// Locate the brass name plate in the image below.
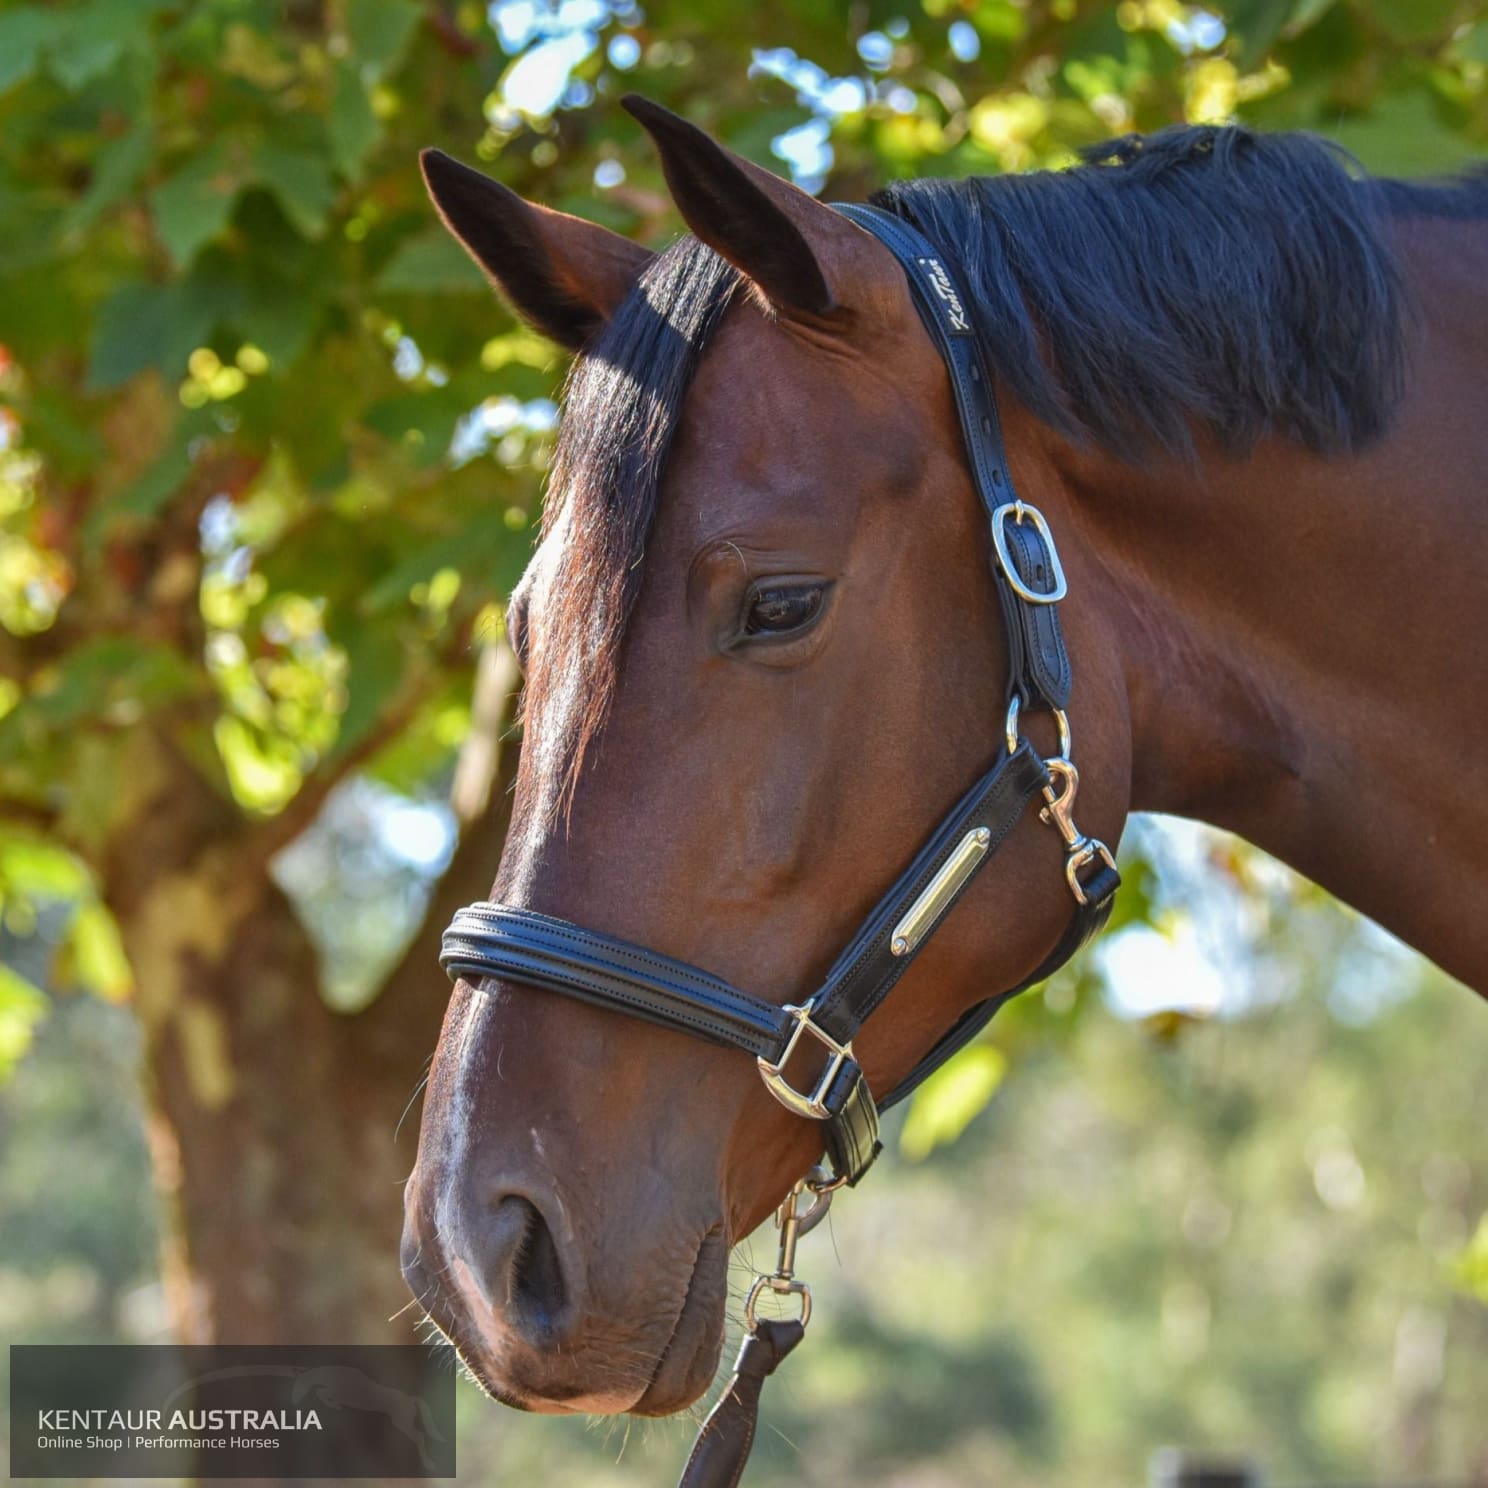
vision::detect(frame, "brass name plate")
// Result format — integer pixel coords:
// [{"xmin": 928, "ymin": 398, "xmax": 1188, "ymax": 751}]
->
[{"xmin": 890, "ymin": 826, "xmax": 992, "ymax": 957}]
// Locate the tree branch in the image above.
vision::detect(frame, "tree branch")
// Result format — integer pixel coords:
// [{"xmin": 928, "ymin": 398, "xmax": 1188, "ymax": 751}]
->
[
  {"xmin": 449, "ymin": 638, "xmax": 520, "ymax": 825},
  {"xmin": 0, "ymin": 613, "xmax": 88, "ymax": 684},
  {"xmin": 0, "ymin": 798, "xmax": 62, "ymax": 834},
  {"xmin": 349, "ymin": 645, "xmax": 524, "ymax": 1079},
  {"xmin": 353, "ymin": 731, "xmax": 523, "ymax": 1083},
  {"xmin": 241, "ymin": 614, "xmax": 488, "ymax": 871}
]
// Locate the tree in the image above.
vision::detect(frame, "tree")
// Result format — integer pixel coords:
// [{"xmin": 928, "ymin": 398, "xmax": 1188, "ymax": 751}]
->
[{"xmin": 0, "ymin": 0, "xmax": 1483, "ymax": 1342}]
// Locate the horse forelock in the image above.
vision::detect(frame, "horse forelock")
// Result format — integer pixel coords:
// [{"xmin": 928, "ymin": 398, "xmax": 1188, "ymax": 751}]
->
[{"xmin": 519, "ymin": 236, "xmax": 740, "ymax": 821}]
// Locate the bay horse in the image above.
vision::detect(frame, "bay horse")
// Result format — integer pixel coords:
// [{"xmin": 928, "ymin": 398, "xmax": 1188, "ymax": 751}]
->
[{"xmin": 402, "ymin": 97, "xmax": 1488, "ymax": 1424}]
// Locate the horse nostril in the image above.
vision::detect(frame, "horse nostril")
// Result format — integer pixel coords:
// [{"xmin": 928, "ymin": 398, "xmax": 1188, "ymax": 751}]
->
[{"xmin": 477, "ymin": 1195, "xmax": 568, "ymax": 1341}]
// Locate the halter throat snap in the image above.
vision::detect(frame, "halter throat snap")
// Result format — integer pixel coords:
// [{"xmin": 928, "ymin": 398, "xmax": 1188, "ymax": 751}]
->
[{"xmin": 439, "ymin": 203, "xmax": 1120, "ymax": 1191}]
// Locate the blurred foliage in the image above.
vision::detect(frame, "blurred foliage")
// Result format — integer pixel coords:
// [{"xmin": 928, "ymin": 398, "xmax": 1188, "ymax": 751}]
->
[{"xmin": 0, "ymin": 924, "xmax": 159, "ymax": 1349}]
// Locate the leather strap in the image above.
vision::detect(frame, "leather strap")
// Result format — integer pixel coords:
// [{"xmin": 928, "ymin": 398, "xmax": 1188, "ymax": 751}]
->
[
  {"xmin": 879, "ymin": 852, "xmax": 1119, "ymax": 1111},
  {"xmin": 675, "ymin": 1318, "xmax": 804, "ymax": 1488},
  {"xmin": 441, "ymin": 903, "xmax": 793, "ymax": 1059},
  {"xmin": 833, "ymin": 203, "xmax": 1073, "ymax": 714},
  {"xmin": 810, "ymin": 743, "xmax": 1048, "ymax": 1045}
]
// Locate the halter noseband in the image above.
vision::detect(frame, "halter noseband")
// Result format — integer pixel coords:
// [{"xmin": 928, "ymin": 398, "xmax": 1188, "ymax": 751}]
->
[{"xmin": 439, "ymin": 204, "xmax": 1120, "ymax": 1189}]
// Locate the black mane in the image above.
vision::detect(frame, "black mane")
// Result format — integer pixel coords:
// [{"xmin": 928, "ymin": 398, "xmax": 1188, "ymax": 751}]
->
[
  {"xmin": 529, "ymin": 124, "xmax": 1477, "ymax": 800},
  {"xmin": 875, "ymin": 125, "xmax": 1414, "ymax": 462}
]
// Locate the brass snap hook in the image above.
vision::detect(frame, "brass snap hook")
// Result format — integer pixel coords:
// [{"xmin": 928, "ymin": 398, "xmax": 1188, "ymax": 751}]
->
[{"xmin": 1039, "ymin": 757, "xmax": 1087, "ymax": 852}]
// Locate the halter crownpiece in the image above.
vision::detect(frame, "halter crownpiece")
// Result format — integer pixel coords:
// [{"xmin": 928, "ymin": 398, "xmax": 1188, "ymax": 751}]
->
[{"xmin": 439, "ymin": 203, "xmax": 1121, "ymax": 1484}]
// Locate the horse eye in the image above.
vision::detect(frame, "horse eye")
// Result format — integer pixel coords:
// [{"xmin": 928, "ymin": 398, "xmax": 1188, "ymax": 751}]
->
[{"xmin": 744, "ymin": 584, "xmax": 824, "ymax": 637}]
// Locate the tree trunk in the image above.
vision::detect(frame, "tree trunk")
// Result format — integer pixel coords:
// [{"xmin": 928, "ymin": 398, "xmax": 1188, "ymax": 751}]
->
[
  {"xmin": 133, "ymin": 878, "xmax": 422, "ymax": 1343},
  {"xmin": 105, "ymin": 728, "xmax": 516, "ymax": 1344}
]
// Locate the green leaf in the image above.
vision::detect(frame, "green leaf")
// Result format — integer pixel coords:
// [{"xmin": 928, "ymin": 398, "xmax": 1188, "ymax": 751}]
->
[
  {"xmin": 0, "ymin": 8, "xmax": 63, "ymax": 93},
  {"xmin": 362, "ymin": 389, "xmax": 465, "ymax": 467},
  {"xmin": 377, "ymin": 229, "xmax": 487, "ymax": 294},
  {"xmin": 1363, "ymin": 0, "xmax": 1462, "ymax": 43},
  {"xmin": 1327, "ymin": 89, "xmax": 1477, "ymax": 177},
  {"xmin": 1285, "ymin": 0, "xmax": 1340, "ymax": 37},
  {"xmin": 331, "ymin": 625, "xmax": 406, "ymax": 758},
  {"xmin": 359, "ymin": 515, "xmax": 529, "ymax": 614},
  {"xmin": 234, "ymin": 272, "xmax": 319, "ymax": 368},
  {"xmin": 329, "ymin": 59, "xmax": 382, "ymax": 179},
  {"xmin": 151, "ymin": 143, "xmax": 242, "ymax": 266},
  {"xmin": 45, "ymin": 28, "xmax": 123, "ymax": 91},
  {"xmin": 95, "ymin": 423, "xmax": 197, "ymax": 531},
  {"xmin": 0, "ymin": 639, "xmax": 199, "ymax": 760},
  {"xmin": 255, "ymin": 144, "xmax": 336, "ymax": 239},
  {"xmin": 900, "ymin": 1044, "xmax": 1008, "ymax": 1160},
  {"xmin": 345, "ymin": 0, "xmax": 423, "ymax": 76},
  {"xmin": 62, "ymin": 123, "xmax": 154, "ymax": 236},
  {"xmin": 1229, "ymin": 0, "xmax": 1295, "ymax": 71},
  {"xmin": 87, "ymin": 281, "xmax": 215, "ymax": 389},
  {"xmin": 67, "ymin": 902, "xmax": 134, "ymax": 1002},
  {"xmin": 1460, "ymin": 21, "xmax": 1488, "ymax": 63},
  {"xmin": 0, "ymin": 962, "xmax": 48, "ymax": 1080}
]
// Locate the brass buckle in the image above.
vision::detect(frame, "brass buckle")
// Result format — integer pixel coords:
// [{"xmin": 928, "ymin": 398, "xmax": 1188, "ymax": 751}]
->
[
  {"xmin": 756, "ymin": 1000, "xmax": 854, "ymax": 1121},
  {"xmin": 991, "ymin": 501, "xmax": 1068, "ymax": 604}
]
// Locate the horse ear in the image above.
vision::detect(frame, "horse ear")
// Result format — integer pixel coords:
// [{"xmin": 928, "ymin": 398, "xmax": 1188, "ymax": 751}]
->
[
  {"xmin": 621, "ymin": 95, "xmax": 867, "ymax": 319},
  {"xmin": 420, "ymin": 150, "xmax": 653, "ymax": 351}
]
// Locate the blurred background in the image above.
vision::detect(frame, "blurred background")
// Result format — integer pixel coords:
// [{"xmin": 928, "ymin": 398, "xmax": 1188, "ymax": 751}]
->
[{"xmin": 0, "ymin": 1, "xmax": 1485, "ymax": 1484}]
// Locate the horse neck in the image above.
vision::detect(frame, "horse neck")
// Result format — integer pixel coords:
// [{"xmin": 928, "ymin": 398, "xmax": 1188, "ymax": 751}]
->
[{"xmin": 1046, "ymin": 217, "xmax": 1488, "ymax": 988}]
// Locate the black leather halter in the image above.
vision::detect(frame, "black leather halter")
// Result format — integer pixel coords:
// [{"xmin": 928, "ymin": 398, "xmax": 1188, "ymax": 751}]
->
[{"xmin": 440, "ymin": 204, "xmax": 1121, "ymax": 1189}]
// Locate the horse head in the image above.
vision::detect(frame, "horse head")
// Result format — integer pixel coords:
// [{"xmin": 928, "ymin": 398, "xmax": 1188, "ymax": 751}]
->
[{"xmin": 401, "ymin": 98, "xmax": 1131, "ymax": 1416}]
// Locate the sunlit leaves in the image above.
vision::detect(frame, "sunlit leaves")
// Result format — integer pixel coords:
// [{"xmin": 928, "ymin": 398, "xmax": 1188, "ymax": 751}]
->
[
  {"xmin": 204, "ymin": 576, "xmax": 349, "ymax": 813},
  {"xmin": 151, "ymin": 143, "xmax": 247, "ymax": 267},
  {"xmin": 0, "ymin": 964, "xmax": 48, "ymax": 1079},
  {"xmin": 377, "ymin": 230, "xmax": 489, "ymax": 294},
  {"xmin": 1456, "ymin": 1212, "xmax": 1488, "ymax": 1303},
  {"xmin": 0, "ymin": 830, "xmax": 90, "ymax": 902},
  {"xmin": 0, "ymin": 528, "xmax": 68, "ymax": 636},
  {"xmin": 213, "ymin": 712, "xmax": 307, "ymax": 813},
  {"xmin": 901, "ymin": 1044, "xmax": 1009, "ymax": 1160},
  {"xmin": 0, "ymin": 640, "xmax": 198, "ymax": 761},
  {"xmin": 64, "ymin": 903, "xmax": 132, "ymax": 1003},
  {"xmin": 0, "ymin": 828, "xmax": 132, "ymax": 1016}
]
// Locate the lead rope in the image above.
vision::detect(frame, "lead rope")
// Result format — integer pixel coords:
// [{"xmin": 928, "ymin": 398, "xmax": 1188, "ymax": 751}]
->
[{"xmin": 677, "ymin": 1169, "xmax": 838, "ymax": 1488}]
